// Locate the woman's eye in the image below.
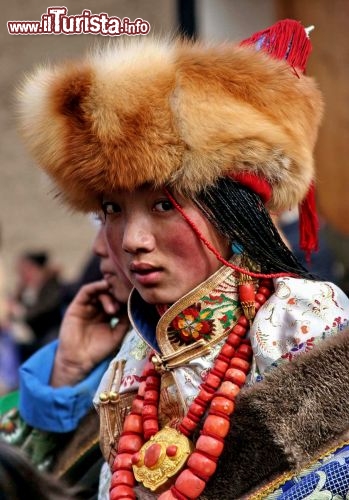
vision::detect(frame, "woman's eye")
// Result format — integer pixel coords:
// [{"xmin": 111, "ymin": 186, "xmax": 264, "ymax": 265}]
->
[
  {"xmin": 102, "ymin": 202, "xmax": 121, "ymax": 215},
  {"xmin": 153, "ymin": 200, "xmax": 174, "ymax": 212}
]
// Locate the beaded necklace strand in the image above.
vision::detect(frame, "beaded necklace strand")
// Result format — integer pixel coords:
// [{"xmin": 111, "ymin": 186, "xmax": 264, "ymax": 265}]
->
[{"xmin": 109, "ymin": 277, "xmax": 274, "ymax": 500}]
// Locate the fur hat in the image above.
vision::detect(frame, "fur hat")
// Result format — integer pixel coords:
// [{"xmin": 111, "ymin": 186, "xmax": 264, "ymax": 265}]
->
[{"xmin": 17, "ymin": 35, "xmax": 323, "ymax": 213}]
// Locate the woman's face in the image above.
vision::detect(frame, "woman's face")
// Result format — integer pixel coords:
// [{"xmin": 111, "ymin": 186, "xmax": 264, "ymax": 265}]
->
[
  {"xmin": 92, "ymin": 224, "xmax": 132, "ymax": 304},
  {"xmin": 103, "ymin": 186, "xmax": 230, "ymax": 305}
]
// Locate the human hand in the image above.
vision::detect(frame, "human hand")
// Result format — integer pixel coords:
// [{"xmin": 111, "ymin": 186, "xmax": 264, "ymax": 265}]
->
[{"xmin": 51, "ymin": 280, "xmax": 130, "ymax": 387}]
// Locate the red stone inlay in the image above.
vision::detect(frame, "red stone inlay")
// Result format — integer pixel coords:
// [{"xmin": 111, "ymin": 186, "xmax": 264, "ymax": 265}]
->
[{"xmin": 144, "ymin": 443, "xmax": 162, "ymax": 468}]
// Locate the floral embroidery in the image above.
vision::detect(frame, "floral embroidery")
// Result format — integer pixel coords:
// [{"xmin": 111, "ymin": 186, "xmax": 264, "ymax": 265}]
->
[
  {"xmin": 202, "ymin": 292, "xmax": 239, "ymax": 332},
  {"xmin": 249, "ymin": 278, "xmax": 349, "ymax": 381},
  {"xmin": 130, "ymin": 338, "xmax": 148, "ymax": 360},
  {"xmin": 169, "ymin": 303, "xmax": 215, "ymax": 344},
  {"xmin": 281, "ymin": 337, "xmax": 315, "ymax": 361},
  {"xmin": 121, "ymin": 374, "xmax": 142, "ymax": 388}
]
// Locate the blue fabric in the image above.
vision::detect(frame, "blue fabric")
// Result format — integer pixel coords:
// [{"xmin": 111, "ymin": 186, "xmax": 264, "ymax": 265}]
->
[
  {"xmin": 19, "ymin": 340, "xmax": 111, "ymax": 433},
  {"xmin": 129, "ymin": 290, "xmax": 160, "ymax": 352},
  {"xmin": 267, "ymin": 444, "xmax": 349, "ymax": 499}
]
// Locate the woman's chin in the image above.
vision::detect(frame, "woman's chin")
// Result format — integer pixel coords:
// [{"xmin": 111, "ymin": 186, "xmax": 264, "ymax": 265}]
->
[{"xmin": 136, "ymin": 287, "xmax": 180, "ymax": 306}]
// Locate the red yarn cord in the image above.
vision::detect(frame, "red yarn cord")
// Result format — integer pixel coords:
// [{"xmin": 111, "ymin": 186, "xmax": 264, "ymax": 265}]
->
[{"xmin": 164, "ymin": 188, "xmax": 296, "ymax": 279}]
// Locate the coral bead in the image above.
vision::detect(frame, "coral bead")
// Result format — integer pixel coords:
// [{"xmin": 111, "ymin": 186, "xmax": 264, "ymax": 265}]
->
[
  {"xmin": 143, "ymin": 419, "xmax": 158, "ymax": 438},
  {"xmin": 112, "ymin": 453, "xmax": 133, "ymax": 471},
  {"xmin": 131, "ymin": 397, "xmax": 143, "ymax": 414},
  {"xmin": 226, "ymin": 368, "xmax": 246, "ymax": 386},
  {"xmin": 123, "ymin": 414, "xmax": 143, "ymax": 433},
  {"xmin": 238, "ymin": 315, "xmax": 249, "ymax": 327},
  {"xmin": 260, "ymin": 279, "xmax": 273, "ymax": 289},
  {"xmin": 203, "ymin": 415, "xmax": 230, "ymax": 437},
  {"xmin": 142, "ymin": 404, "xmax": 158, "ymax": 418},
  {"xmin": 211, "ymin": 396, "xmax": 234, "ymax": 415},
  {"xmin": 144, "ymin": 389, "xmax": 159, "ymax": 403},
  {"xmin": 214, "ymin": 359, "xmax": 229, "ymax": 374},
  {"xmin": 175, "ymin": 469, "xmax": 206, "ymax": 498},
  {"xmin": 205, "ymin": 372, "xmax": 222, "ymax": 390},
  {"xmin": 232, "ymin": 324, "xmax": 246, "ymax": 337},
  {"xmin": 239, "ymin": 283, "xmax": 255, "ymax": 302},
  {"xmin": 118, "ymin": 434, "xmax": 143, "ymax": 453},
  {"xmin": 227, "ymin": 333, "xmax": 241, "ymax": 348},
  {"xmin": 181, "ymin": 416, "xmax": 198, "ymax": 433},
  {"xmin": 229, "ymin": 357, "xmax": 250, "ymax": 373},
  {"xmin": 196, "ymin": 435, "xmax": 224, "ymax": 457},
  {"xmin": 197, "ymin": 387, "xmax": 214, "ymax": 402},
  {"xmin": 237, "ymin": 344, "xmax": 253, "ymax": 360},
  {"xmin": 258, "ymin": 286, "xmax": 272, "ymax": 297},
  {"xmin": 255, "ymin": 293, "xmax": 267, "ymax": 305},
  {"xmin": 131, "ymin": 452, "xmax": 142, "ymax": 466},
  {"xmin": 218, "ymin": 381, "xmax": 240, "ymax": 400},
  {"xmin": 110, "ymin": 485, "xmax": 136, "ymax": 499},
  {"xmin": 146, "ymin": 375, "xmax": 161, "ymax": 388},
  {"xmin": 166, "ymin": 445, "xmax": 178, "ymax": 457},
  {"xmin": 187, "ymin": 452, "xmax": 217, "ymax": 477},
  {"xmin": 220, "ymin": 343, "xmax": 235, "ymax": 358},
  {"xmin": 187, "ymin": 411, "xmax": 200, "ymax": 424},
  {"xmin": 189, "ymin": 401, "xmax": 206, "ymax": 418},
  {"xmin": 111, "ymin": 470, "xmax": 135, "ymax": 487}
]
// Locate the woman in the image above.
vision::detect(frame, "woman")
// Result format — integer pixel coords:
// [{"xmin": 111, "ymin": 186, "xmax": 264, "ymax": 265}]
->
[
  {"xmin": 17, "ymin": 20, "xmax": 349, "ymax": 500},
  {"xmin": 1, "ymin": 223, "xmax": 132, "ymax": 499}
]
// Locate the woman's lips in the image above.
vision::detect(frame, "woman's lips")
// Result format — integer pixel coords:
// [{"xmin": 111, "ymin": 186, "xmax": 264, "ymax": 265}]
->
[{"xmin": 130, "ymin": 263, "xmax": 163, "ymax": 286}]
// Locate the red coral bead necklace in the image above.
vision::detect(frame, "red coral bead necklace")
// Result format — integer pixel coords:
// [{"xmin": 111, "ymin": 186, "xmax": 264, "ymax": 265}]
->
[{"xmin": 109, "ymin": 278, "xmax": 274, "ymax": 500}]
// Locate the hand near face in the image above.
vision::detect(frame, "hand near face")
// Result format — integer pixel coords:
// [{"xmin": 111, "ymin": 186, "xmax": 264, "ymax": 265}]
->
[{"xmin": 51, "ymin": 280, "xmax": 130, "ymax": 387}]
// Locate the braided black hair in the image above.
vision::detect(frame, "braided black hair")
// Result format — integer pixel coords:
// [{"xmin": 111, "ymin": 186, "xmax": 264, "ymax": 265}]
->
[{"xmin": 195, "ymin": 177, "xmax": 315, "ymax": 279}]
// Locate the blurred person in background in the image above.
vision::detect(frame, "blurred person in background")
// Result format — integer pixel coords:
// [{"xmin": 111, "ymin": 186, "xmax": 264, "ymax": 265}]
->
[
  {"xmin": 10, "ymin": 250, "xmax": 63, "ymax": 361},
  {"xmin": 0, "ymin": 223, "xmax": 132, "ymax": 499},
  {"xmin": 0, "ymin": 440, "xmax": 83, "ymax": 500},
  {"xmin": 61, "ymin": 217, "xmax": 103, "ymax": 309},
  {"xmin": 0, "ymin": 224, "xmax": 20, "ymax": 395},
  {"xmin": 279, "ymin": 208, "xmax": 341, "ymax": 284}
]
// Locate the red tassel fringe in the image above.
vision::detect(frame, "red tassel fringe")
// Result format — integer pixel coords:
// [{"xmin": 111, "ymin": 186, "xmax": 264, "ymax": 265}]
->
[
  {"xmin": 241, "ymin": 19, "xmax": 319, "ymax": 260},
  {"xmin": 240, "ymin": 18, "xmax": 312, "ymax": 73}
]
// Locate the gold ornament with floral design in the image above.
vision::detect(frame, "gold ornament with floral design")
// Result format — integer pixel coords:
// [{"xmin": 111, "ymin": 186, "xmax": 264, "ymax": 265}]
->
[{"xmin": 132, "ymin": 427, "xmax": 193, "ymax": 491}]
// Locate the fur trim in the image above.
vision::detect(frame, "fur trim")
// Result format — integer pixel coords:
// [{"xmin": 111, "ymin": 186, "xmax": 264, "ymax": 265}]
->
[
  {"xmin": 17, "ymin": 38, "xmax": 323, "ymax": 212},
  {"xmin": 204, "ymin": 328, "xmax": 349, "ymax": 499}
]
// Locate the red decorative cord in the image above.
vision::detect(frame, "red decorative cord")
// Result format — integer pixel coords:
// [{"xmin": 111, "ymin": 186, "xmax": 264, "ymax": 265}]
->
[{"xmin": 163, "ymin": 188, "xmax": 296, "ymax": 279}]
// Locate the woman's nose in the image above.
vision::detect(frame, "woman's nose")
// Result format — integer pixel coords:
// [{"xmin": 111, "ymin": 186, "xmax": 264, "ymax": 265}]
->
[
  {"xmin": 122, "ymin": 215, "xmax": 155, "ymax": 254},
  {"xmin": 92, "ymin": 226, "xmax": 108, "ymax": 258}
]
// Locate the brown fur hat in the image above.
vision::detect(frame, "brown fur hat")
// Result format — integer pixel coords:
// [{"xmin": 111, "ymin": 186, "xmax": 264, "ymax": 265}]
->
[{"xmin": 17, "ymin": 37, "xmax": 323, "ymax": 212}]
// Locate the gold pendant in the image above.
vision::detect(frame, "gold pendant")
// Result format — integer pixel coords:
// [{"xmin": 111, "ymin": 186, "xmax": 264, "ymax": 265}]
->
[{"xmin": 132, "ymin": 426, "xmax": 193, "ymax": 492}]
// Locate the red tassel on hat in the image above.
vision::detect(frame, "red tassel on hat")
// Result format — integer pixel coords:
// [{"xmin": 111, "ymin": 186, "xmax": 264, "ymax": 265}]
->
[
  {"xmin": 241, "ymin": 19, "xmax": 319, "ymax": 259},
  {"xmin": 240, "ymin": 18, "xmax": 312, "ymax": 73}
]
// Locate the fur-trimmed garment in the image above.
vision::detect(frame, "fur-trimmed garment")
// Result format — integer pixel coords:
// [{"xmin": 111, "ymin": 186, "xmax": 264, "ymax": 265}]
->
[
  {"xmin": 17, "ymin": 38, "xmax": 323, "ymax": 213},
  {"xmin": 204, "ymin": 329, "xmax": 349, "ymax": 499},
  {"xmin": 93, "ymin": 270, "xmax": 349, "ymax": 500}
]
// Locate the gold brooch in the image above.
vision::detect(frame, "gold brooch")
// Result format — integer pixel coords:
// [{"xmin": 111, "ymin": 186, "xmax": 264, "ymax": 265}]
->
[{"xmin": 132, "ymin": 427, "xmax": 193, "ymax": 491}]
